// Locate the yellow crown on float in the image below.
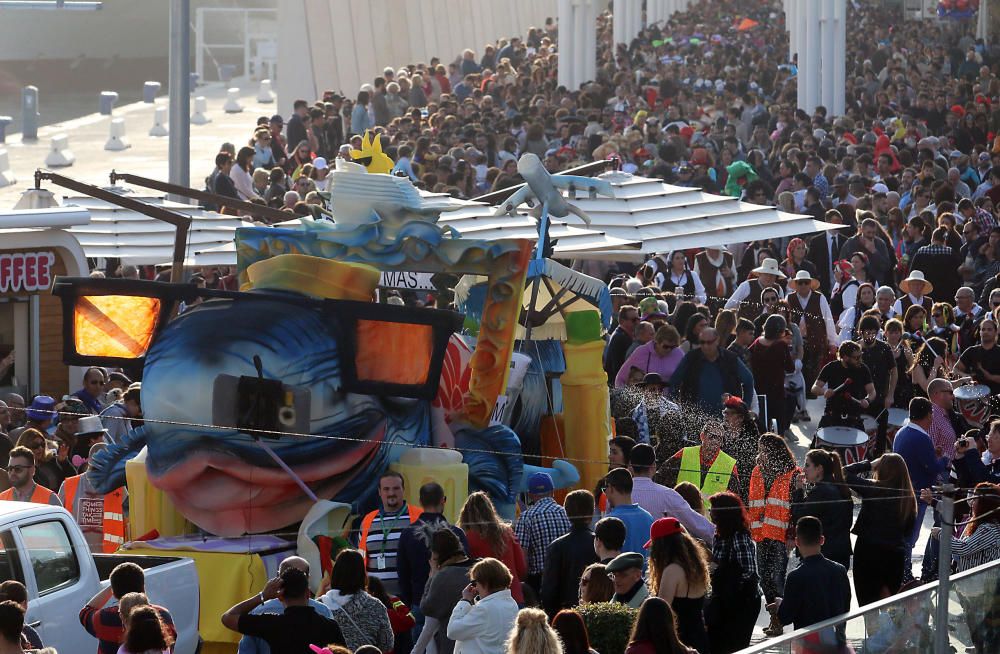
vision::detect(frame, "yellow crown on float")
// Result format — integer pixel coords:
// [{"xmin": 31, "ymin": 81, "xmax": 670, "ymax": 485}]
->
[{"xmin": 246, "ymin": 254, "xmax": 380, "ymax": 301}]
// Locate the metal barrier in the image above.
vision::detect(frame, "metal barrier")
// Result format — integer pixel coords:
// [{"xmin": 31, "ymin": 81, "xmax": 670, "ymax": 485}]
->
[
  {"xmin": 194, "ymin": 7, "xmax": 278, "ymax": 82},
  {"xmin": 735, "ymin": 558, "xmax": 1000, "ymax": 653}
]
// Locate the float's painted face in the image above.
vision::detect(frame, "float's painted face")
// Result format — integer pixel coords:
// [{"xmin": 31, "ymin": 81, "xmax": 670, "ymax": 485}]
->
[{"xmin": 141, "ymin": 294, "xmax": 427, "ymax": 536}]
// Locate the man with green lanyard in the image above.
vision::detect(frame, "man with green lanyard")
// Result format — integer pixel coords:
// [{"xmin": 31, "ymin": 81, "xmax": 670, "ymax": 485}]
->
[
  {"xmin": 660, "ymin": 420, "xmax": 741, "ymax": 499},
  {"xmin": 358, "ymin": 471, "xmax": 422, "ymax": 595}
]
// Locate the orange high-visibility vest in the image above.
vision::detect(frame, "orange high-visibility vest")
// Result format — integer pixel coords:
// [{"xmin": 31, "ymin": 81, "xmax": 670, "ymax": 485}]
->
[
  {"xmin": 0, "ymin": 483, "xmax": 56, "ymax": 505},
  {"xmin": 61, "ymin": 475, "xmax": 126, "ymax": 553},
  {"xmin": 358, "ymin": 504, "xmax": 422, "ymax": 553},
  {"xmin": 748, "ymin": 466, "xmax": 798, "ymax": 543}
]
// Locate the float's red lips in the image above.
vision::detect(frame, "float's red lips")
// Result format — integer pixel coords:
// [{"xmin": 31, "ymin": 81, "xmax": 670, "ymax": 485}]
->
[{"xmin": 148, "ymin": 424, "xmax": 383, "ymax": 534}]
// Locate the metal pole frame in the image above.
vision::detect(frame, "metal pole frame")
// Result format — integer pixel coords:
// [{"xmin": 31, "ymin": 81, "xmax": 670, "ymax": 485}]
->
[
  {"xmin": 169, "ymin": 0, "xmax": 191, "ymax": 199},
  {"xmin": 934, "ymin": 483, "xmax": 955, "ymax": 654},
  {"xmin": 35, "ymin": 169, "xmax": 192, "ymax": 283}
]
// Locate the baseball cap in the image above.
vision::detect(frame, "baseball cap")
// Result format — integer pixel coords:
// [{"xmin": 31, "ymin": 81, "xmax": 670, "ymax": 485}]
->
[
  {"xmin": 644, "ymin": 517, "xmax": 684, "ymax": 548},
  {"xmin": 527, "ymin": 472, "xmax": 554, "ymax": 494},
  {"xmin": 313, "ymin": 157, "xmax": 329, "ymax": 171}
]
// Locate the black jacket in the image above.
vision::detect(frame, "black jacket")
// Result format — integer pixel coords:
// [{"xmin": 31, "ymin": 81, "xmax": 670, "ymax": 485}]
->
[
  {"xmin": 604, "ymin": 327, "xmax": 633, "ymax": 383},
  {"xmin": 791, "ymin": 480, "xmax": 853, "ymax": 566},
  {"xmin": 807, "ymin": 230, "xmax": 848, "ymax": 295},
  {"xmin": 845, "ymin": 461, "xmax": 915, "ymax": 550},
  {"xmin": 540, "ymin": 525, "xmax": 599, "ymax": 617}
]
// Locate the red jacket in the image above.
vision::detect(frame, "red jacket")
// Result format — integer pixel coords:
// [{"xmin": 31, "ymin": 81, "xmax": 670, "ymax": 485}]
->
[
  {"xmin": 386, "ymin": 595, "xmax": 415, "ymax": 654},
  {"xmin": 465, "ymin": 529, "xmax": 527, "ymax": 603}
]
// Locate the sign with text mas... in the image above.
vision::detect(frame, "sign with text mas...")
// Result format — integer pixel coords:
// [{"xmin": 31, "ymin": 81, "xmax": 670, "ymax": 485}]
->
[
  {"xmin": 0, "ymin": 252, "xmax": 55, "ymax": 293},
  {"xmin": 379, "ymin": 271, "xmax": 436, "ymax": 290}
]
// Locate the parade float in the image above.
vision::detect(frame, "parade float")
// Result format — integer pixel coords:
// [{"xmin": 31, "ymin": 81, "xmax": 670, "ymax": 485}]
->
[{"xmin": 50, "ymin": 144, "xmax": 615, "ymax": 651}]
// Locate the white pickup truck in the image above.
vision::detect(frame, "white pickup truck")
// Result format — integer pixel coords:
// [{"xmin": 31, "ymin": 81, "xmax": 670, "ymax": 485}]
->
[{"xmin": 0, "ymin": 501, "xmax": 200, "ymax": 654}]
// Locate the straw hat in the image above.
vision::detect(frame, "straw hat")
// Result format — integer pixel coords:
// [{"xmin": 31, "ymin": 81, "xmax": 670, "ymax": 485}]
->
[
  {"xmin": 790, "ymin": 269, "xmax": 820, "ymax": 291},
  {"xmin": 750, "ymin": 258, "xmax": 786, "ymax": 279},
  {"xmin": 899, "ymin": 269, "xmax": 934, "ymax": 295}
]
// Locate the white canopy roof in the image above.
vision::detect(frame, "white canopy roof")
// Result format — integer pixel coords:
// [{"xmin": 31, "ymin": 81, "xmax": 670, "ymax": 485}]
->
[
  {"xmin": 441, "ymin": 170, "xmax": 842, "ymax": 261},
  {"xmin": 61, "ymin": 194, "xmax": 253, "ymax": 265}
]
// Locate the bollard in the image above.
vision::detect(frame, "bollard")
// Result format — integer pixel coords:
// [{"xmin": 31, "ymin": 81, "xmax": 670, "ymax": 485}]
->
[
  {"xmin": 257, "ymin": 79, "xmax": 276, "ymax": 104},
  {"xmin": 223, "ymin": 88, "xmax": 243, "ymax": 114},
  {"xmin": 104, "ymin": 118, "xmax": 130, "ymax": 151},
  {"xmin": 21, "ymin": 86, "xmax": 39, "ymax": 141},
  {"xmin": 0, "ymin": 148, "xmax": 15, "ymax": 188},
  {"xmin": 218, "ymin": 64, "xmax": 237, "ymax": 83},
  {"xmin": 0, "ymin": 116, "xmax": 12, "ymax": 144},
  {"xmin": 149, "ymin": 106, "xmax": 168, "ymax": 137},
  {"xmin": 44, "ymin": 134, "xmax": 74, "ymax": 167},
  {"xmin": 99, "ymin": 91, "xmax": 119, "ymax": 116},
  {"xmin": 143, "ymin": 81, "xmax": 161, "ymax": 103},
  {"xmin": 191, "ymin": 96, "xmax": 211, "ymax": 125},
  {"xmin": 189, "ymin": 72, "xmax": 199, "ymax": 93}
]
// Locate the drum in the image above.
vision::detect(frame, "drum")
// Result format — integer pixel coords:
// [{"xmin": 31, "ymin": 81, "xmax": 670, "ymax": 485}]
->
[
  {"xmin": 954, "ymin": 383, "xmax": 991, "ymax": 428},
  {"xmin": 815, "ymin": 426, "xmax": 870, "ymax": 465},
  {"xmin": 886, "ymin": 408, "xmax": 908, "ymax": 446}
]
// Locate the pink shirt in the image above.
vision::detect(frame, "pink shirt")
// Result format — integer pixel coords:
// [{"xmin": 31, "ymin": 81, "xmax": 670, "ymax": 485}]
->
[
  {"xmin": 929, "ymin": 403, "xmax": 957, "ymax": 461},
  {"xmin": 614, "ymin": 341, "xmax": 685, "ymax": 388}
]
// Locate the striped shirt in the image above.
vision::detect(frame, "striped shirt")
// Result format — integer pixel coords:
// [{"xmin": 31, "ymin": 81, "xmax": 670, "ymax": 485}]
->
[
  {"xmin": 363, "ymin": 503, "xmax": 414, "ymax": 596},
  {"xmin": 950, "ymin": 523, "xmax": 1000, "ymax": 572}
]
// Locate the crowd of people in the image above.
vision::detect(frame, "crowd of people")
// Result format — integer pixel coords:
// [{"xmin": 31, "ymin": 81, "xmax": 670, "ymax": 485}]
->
[{"xmin": 4, "ymin": 0, "xmax": 1000, "ymax": 653}]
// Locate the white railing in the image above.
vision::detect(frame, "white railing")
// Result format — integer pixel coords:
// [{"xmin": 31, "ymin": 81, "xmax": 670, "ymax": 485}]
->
[{"xmin": 194, "ymin": 7, "xmax": 278, "ymax": 83}]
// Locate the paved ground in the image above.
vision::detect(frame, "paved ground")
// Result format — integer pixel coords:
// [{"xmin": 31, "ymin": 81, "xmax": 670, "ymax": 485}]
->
[{"xmin": 0, "ymin": 81, "xmax": 274, "ymax": 209}]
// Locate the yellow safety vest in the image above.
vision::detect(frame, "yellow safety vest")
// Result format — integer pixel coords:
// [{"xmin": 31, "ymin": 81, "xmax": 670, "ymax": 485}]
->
[{"xmin": 677, "ymin": 446, "xmax": 736, "ymax": 498}]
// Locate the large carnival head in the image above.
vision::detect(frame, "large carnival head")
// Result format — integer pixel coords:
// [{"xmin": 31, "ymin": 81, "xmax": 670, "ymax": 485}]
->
[{"xmin": 56, "ymin": 255, "xmax": 464, "ymax": 536}]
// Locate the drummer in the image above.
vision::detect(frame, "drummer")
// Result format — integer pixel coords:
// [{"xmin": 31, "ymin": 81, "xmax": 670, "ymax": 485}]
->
[
  {"xmin": 955, "ymin": 319, "xmax": 1000, "ymax": 394},
  {"xmin": 811, "ymin": 340, "xmax": 876, "ymax": 430},
  {"xmin": 858, "ymin": 316, "xmax": 896, "ymax": 456}
]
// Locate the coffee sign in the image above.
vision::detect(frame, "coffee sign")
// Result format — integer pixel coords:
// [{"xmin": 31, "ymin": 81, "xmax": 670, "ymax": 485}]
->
[{"xmin": 0, "ymin": 251, "xmax": 55, "ymax": 293}]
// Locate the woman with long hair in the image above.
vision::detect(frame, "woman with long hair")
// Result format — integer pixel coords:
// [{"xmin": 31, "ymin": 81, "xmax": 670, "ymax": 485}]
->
[
  {"xmin": 625, "ymin": 597, "xmax": 698, "ymax": 654},
  {"xmin": 928, "ymin": 302, "xmax": 958, "ymax": 353},
  {"xmin": 230, "ymin": 146, "xmax": 259, "ymax": 201},
  {"xmin": 902, "ymin": 304, "xmax": 928, "ymax": 350},
  {"xmin": 680, "ymin": 313, "xmax": 709, "ymax": 353},
  {"xmin": 885, "ymin": 319, "xmax": 915, "ymax": 408},
  {"xmin": 779, "ymin": 238, "xmax": 817, "ymax": 281},
  {"xmin": 837, "ymin": 283, "xmax": 876, "ymax": 343},
  {"xmin": 935, "ymin": 482, "xmax": 1000, "ymax": 572},
  {"xmin": 747, "ymin": 433, "xmax": 798, "ymax": 638},
  {"xmin": 458, "ymin": 492, "xmax": 527, "ymax": 604},
  {"xmin": 287, "ymin": 140, "xmax": 314, "ymax": 177},
  {"xmin": 505, "ymin": 608, "xmax": 562, "ymax": 654},
  {"xmin": 14, "ymin": 428, "xmax": 64, "ymax": 492},
  {"xmin": 577, "ymin": 563, "xmax": 614, "ymax": 604},
  {"xmin": 749, "ymin": 315, "xmax": 795, "ymax": 438},
  {"xmin": 418, "ymin": 529, "xmax": 475, "ymax": 654},
  {"xmin": 908, "ymin": 335, "xmax": 952, "ymax": 395},
  {"xmin": 121, "ymin": 605, "xmax": 173, "ymax": 654},
  {"xmin": 705, "ymin": 493, "xmax": 760, "ymax": 653},
  {"xmin": 844, "ymin": 453, "xmax": 917, "ymax": 606},
  {"xmin": 791, "ymin": 449, "xmax": 853, "ymax": 569},
  {"xmin": 647, "ymin": 518, "xmax": 710, "ymax": 653},
  {"xmin": 551, "ymin": 610, "xmax": 597, "ymax": 654},
  {"xmin": 319, "ymin": 549, "xmax": 394, "ymax": 652},
  {"xmin": 714, "ymin": 310, "xmax": 737, "ymax": 348}
]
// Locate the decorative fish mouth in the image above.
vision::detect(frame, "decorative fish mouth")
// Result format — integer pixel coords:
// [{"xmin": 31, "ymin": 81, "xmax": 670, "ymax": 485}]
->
[{"xmin": 148, "ymin": 411, "xmax": 385, "ymax": 536}]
